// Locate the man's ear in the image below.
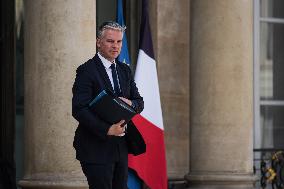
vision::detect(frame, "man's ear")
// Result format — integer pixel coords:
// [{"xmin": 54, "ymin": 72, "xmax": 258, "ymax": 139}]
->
[{"xmin": 96, "ymin": 38, "xmax": 101, "ymax": 48}]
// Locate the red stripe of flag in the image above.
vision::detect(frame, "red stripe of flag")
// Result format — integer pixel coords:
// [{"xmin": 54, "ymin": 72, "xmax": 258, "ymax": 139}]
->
[{"xmin": 129, "ymin": 114, "xmax": 167, "ymax": 189}]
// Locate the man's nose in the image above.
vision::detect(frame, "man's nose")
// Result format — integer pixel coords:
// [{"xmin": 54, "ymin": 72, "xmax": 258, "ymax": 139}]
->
[{"xmin": 112, "ymin": 42, "xmax": 119, "ymax": 48}]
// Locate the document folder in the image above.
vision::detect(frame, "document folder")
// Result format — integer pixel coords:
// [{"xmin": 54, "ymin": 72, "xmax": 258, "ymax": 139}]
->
[{"xmin": 89, "ymin": 89, "xmax": 137, "ymax": 124}]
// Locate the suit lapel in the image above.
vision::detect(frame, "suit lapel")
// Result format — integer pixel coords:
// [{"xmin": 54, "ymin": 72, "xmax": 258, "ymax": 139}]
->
[{"xmin": 92, "ymin": 54, "xmax": 113, "ymax": 91}]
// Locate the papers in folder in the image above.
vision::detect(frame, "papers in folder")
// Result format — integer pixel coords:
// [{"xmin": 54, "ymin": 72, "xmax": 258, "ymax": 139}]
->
[{"xmin": 89, "ymin": 89, "xmax": 137, "ymax": 124}]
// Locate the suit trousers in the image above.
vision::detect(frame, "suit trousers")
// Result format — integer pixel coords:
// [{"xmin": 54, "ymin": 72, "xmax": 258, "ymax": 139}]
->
[{"xmin": 80, "ymin": 149, "xmax": 128, "ymax": 189}]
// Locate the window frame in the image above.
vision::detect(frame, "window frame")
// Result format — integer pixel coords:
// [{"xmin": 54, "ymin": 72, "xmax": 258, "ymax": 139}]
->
[{"xmin": 254, "ymin": 0, "xmax": 284, "ymax": 150}]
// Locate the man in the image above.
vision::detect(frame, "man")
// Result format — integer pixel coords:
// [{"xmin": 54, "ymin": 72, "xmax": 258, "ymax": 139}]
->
[{"xmin": 72, "ymin": 21, "xmax": 144, "ymax": 189}]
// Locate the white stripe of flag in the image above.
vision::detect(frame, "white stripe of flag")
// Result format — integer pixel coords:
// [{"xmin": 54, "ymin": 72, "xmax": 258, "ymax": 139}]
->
[{"xmin": 135, "ymin": 49, "xmax": 164, "ymax": 130}]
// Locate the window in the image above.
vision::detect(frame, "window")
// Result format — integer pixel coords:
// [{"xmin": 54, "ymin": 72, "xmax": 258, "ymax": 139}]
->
[
  {"xmin": 254, "ymin": 0, "xmax": 284, "ymax": 187},
  {"xmin": 254, "ymin": 0, "xmax": 284, "ymax": 151}
]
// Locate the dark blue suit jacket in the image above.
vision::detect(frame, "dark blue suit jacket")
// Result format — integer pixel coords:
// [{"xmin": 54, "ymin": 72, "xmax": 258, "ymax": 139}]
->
[{"xmin": 72, "ymin": 54, "xmax": 144, "ymax": 163}]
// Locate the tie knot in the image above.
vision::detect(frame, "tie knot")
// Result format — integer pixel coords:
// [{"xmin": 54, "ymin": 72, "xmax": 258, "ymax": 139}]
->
[{"xmin": 110, "ymin": 64, "xmax": 115, "ymax": 70}]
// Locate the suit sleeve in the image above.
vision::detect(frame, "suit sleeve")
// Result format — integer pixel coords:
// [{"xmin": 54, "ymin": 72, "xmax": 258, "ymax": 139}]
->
[
  {"xmin": 72, "ymin": 65, "xmax": 111, "ymax": 140},
  {"xmin": 126, "ymin": 66, "xmax": 144, "ymax": 114}
]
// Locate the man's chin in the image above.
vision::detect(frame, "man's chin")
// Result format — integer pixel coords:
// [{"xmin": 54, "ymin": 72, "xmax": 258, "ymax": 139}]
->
[{"xmin": 112, "ymin": 55, "xmax": 119, "ymax": 59}]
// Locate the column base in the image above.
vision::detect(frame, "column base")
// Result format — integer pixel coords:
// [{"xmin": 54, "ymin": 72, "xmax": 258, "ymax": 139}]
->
[
  {"xmin": 185, "ymin": 172, "xmax": 258, "ymax": 189},
  {"xmin": 18, "ymin": 174, "xmax": 88, "ymax": 189}
]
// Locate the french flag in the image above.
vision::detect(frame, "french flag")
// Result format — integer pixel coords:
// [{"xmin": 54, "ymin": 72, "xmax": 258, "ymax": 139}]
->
[{"xmin": 129, "ymin": 0, "xmax": 168, "ymax": 188}]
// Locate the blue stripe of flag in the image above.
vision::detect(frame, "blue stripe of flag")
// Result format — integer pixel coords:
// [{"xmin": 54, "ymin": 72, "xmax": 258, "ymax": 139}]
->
[
  {"xmin": 117, "ymin": 0, "xmax": 130, "ymax": 65},
  {"xmin": 139, "ymin": 0, "xmax": 155, "ymax": 60},
  {"xmin": 128, "ymin": 169, "xmax": 142, "ymax": 189}
]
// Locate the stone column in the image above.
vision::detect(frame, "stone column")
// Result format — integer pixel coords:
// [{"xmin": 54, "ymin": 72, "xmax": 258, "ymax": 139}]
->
[
  {"xmin": 19, "ymin": 1, "xmax": 96, "ymax": 188},
  {"xmin": 186, "ymin": 0, "xmax": 257, "ymax": 188},
  {"xmin": 155, "ymin": 0, "xmax": 190, "ymax": 179}
]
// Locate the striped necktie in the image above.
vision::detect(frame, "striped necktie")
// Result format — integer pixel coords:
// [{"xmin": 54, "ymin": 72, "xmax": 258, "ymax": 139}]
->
[{"xmin": 110, "ymin": 64, "xmax": 120, "ymax": 95}]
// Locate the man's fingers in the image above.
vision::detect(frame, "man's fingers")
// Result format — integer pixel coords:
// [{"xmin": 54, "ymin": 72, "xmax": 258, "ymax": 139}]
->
[
  {"xmin": 118, "ymin": 120, "xmax": 125, "ymax": 126},
  {"xmin": 119, "ymin": 97, "xmax": 132, "ymax": 106}
]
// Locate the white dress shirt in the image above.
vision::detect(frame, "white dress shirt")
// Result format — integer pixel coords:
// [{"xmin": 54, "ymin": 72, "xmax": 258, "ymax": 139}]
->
[{"xmin": 98, "ymin": 52, "xmax": 121, "ymax": 92}]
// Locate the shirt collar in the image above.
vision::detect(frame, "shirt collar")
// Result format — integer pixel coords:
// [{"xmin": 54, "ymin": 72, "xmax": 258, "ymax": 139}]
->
[{"xmin": 98, "ymin": 52, "xmax": 116, "ymax": 69}]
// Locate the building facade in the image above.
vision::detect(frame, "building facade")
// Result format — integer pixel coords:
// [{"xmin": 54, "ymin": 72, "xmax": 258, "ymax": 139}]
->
[{"xmin": 1, "ymin": 0, "xmax": 284, "ymax": 189}]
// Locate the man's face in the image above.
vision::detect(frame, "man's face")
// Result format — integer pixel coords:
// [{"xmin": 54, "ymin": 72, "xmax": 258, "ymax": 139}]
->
[{"xmin": 97, "ymin": 29, "xmax": 123, "ymax": 62}]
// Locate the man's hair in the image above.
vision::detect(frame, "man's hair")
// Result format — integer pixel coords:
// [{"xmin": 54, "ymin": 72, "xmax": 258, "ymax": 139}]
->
[{"xmin": 97, "ymin": 21, "xmax": 126, "ymax": 39}]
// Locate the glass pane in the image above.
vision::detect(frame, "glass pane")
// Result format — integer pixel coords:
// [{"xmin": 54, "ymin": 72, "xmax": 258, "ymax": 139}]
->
[
  {"xmin": 260, "ymin": 23, "xmax": 284, "ymax": 100},
  {"xmin": 257, "ymin": 106, "xmax": 284, "ymax": 149},
  {"xmin": 96, "ymin": 0, "xmax": 117, "ymax": 28},
  {"xmin": 260, "ymin": 0, "xmax": 284, "ymax": 18}
]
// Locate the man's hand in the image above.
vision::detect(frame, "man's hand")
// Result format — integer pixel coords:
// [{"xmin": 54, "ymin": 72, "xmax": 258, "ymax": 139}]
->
[
  {"xmin": 119, "ymin": 97, "xmax": 132, "ymax": 106},
  {"xmin": 107, "ymin": 120, "xmax": 126, "ymax": 136}
]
